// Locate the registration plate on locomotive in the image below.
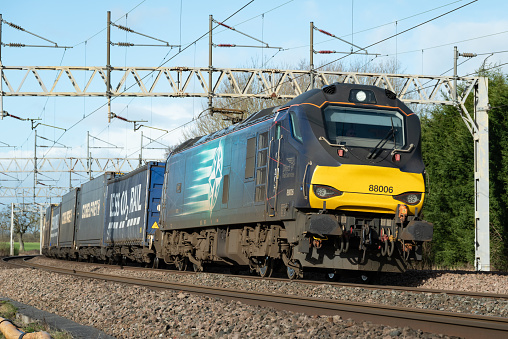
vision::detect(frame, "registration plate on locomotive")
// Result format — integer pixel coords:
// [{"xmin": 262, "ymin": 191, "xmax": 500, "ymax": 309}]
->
[{"xmin": 368, "ymin": 185, "xmax": 393, "ymax": 193}]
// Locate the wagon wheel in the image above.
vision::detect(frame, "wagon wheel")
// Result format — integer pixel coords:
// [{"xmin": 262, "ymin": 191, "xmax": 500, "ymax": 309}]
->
[
  {"xmin": 287, "ymin": 265, "xmax": 297, "ymax": 280},
  {"xmin": 193, "ymin": 262, "xmax": 204, "ymax": 272},
  {"xmin": 258, "ymin": 257, "xmax": 273, "ymax": 278},
  {"xmin": 326, "ymin": 270, "xmax": 339, "ymax": 282},
  {"xmin": 286, "ymin": 259, "xmax": 302, "ymax": 280},
  {"xmin": 153, "ymin": 257, "xmax": 161, "ymax": 269},
  {"xmin": 175, "ymin": 257, "xmax": 188, "ymax": 271}
]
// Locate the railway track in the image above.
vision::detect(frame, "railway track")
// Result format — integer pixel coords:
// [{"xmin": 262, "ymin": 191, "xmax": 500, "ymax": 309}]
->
[
  {"xmin": 19, "ymin": 255, "xmax": 508, "ymax": 301},
  {"xmin": 4, "ymin": 255, "xmax": 508, "ymax": 338}
]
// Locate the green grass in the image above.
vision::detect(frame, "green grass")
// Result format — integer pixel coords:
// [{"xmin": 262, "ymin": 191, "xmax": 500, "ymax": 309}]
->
[{"xmin": 0, "ymin": 242, "xmax": 39, "ymax": 256}]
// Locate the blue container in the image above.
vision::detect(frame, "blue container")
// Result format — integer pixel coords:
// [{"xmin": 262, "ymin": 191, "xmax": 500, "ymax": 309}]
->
[
  {"xmin": 104, "ymin": 162, "xmax": 165, "ymax": 246},
  {"xmin": 75, "ymin": 173, "xmax": 116, "ymax": 247}
]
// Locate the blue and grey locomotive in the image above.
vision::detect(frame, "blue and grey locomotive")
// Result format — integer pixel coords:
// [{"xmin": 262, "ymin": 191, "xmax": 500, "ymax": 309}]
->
[{"xmin": 155, "ymin": 82, "xmax": 433, "ymax": 279}]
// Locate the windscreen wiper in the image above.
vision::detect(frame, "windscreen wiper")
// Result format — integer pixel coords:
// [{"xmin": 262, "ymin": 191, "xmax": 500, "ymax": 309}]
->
[{"xmin": 367, "ymin": 127, "xmax": 395, "ymax": 159}]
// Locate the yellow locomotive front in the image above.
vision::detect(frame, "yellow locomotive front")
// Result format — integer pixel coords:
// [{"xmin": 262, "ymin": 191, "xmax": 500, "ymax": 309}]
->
[
  {"xmin": 310, "ymin": 163, "xmax": 425, "ymax": 215},
  {"xmin": 283, "ymin": 83, "xmax": 433, "ymax": 277}
]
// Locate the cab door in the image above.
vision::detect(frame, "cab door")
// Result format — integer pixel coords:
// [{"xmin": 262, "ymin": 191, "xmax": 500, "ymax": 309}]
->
[
  {"xmin": 267, "ymin": 121, "xmax": 283, "ymax": 217},
  {"xmin": 254, "ymin": 131, "xmax": 269, "ymax": 208}
]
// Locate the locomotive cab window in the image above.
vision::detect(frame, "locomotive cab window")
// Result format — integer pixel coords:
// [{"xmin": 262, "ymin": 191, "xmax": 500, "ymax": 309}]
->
[
  {"xmin": 245, "ymin": 137, "xmax": 256, "ymax": 179},
  {"xmin": 323, "ymin": 106, "xmax": 405, "ymax": 149},
  {"xmin": 289, "ymin": 111, "xmax": 303, "ymax": 143}
]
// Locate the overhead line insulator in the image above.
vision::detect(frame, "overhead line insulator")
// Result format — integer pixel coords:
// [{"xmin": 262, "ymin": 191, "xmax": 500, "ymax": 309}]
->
[
  {"xmin": 317, "ymin": 50, "xmax": 335, "ymax": 54},
  {"xmin": 117, "ymin": 42, "xmax": 135, "ymax": 47},
  {"xmin": 6, "ymin": 21, "xmax": 25, "ymax": 31},
  {"xmin": 317, "ymin": 28, "xmax": 334, "ymax": 37},
  {"xmin": 6, "ymin": 43, "xmax": 25, "ymax": 47},
  {"xmin": 9, "ymin": 113, "xmax": 24, "ymax": 120},
  {"xmin": 217, "ymin": 22, "xmax": 233, "ymax": 30},
  {"xmin": 217, "ymin": 44, "xmax": 236, "ymax": 47},
  {"xmin": 116, "ymin": 24, "xmax": 134, "ymax": 33},
  {"xmin": 460, "ymin": 53, "xmax": 477, "ymax": 58},
  {"xmin": 113, "ymin": 114, "xmax": 129, "ymax": 122}
]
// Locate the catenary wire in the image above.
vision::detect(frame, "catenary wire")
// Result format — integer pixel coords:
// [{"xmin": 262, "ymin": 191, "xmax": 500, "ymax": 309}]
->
[
  {"xmin": 285, "ymin": 0, "xmax": 470, "ymax": 52},
  {"xmin": 171, "ymin": 0, "xmax": 480, "ymax": 137},
  {"xmin": 71, "ymin": 0, "xmax": 148, "ymax": 48},
  {"xmin": 37, "ymin": 1, "xmax": 256, "ymax": 169},
  {"xmin": 127, "ymin": 0, "xmax": 480, "ymax": 158}
]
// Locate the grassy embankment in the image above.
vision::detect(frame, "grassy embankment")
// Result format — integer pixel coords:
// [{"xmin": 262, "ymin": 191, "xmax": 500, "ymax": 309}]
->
[
  {"xmin": 0, "ymin": 242, "xmax": 39, "ymax": 256},
  {"xmin": 0, "ymin": 300, "xmax": 71, "ymax": 339}
]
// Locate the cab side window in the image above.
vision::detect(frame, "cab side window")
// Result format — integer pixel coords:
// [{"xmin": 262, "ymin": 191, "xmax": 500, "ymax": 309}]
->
[
  {"xmin": 289, "ymin": 111, "xmax": 303, "ymax": 143},
  {"xmin": 245, "ymin": 137, "xmax": 256, "ymax": 179}
]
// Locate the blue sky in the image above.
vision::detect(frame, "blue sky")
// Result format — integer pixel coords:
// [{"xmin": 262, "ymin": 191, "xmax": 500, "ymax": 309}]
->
[{"xmin": 0, "ymin": 0, "xmax": 507, "ymax": 204}]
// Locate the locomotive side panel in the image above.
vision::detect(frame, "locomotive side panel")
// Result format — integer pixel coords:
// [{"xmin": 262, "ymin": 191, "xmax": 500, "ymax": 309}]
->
[{"xmin": 162, "ymin": 121, "xmax": 273, "ymax": 231}]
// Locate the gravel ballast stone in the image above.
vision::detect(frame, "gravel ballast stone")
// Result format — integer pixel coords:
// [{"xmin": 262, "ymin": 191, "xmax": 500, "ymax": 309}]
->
[{"xmin": 1, "ymin": 257, "xmax": 506, "ymax": 338}]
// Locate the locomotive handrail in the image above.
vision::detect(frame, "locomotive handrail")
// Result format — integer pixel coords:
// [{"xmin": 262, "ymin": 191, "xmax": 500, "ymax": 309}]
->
[
  {"xmin": 302, "ymin": 161, "xmax": 312, "ymax": 200},
  {"xmin": 391, "ymin": 143, "xmax": 415, "ymax": 156},
  {"xmin": 318, "ymin": 136, "xmax": 349, "ymax": 151}
]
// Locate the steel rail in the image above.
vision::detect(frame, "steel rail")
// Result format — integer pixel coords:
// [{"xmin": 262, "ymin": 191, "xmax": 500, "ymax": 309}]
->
[
  {"xmin": 10, "ymin": 256, "xmax": 508, "ymax": 301},
  {"xmin": 276, "ymin": 276, "xmax": 508, "ymax": 301},
  {"xmin": 4, "ymin": 256, "xmax": 508, "ymax": 338}
]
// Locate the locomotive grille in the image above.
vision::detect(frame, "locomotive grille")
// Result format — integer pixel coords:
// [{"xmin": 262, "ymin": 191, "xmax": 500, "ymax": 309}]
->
[
  {"xmin": 322, "ymin": 85, "xmax": 336, "ymax": 95},
  {"xmin": 385, "ymin": 89, "xmax": 397, "ymax": 100}
]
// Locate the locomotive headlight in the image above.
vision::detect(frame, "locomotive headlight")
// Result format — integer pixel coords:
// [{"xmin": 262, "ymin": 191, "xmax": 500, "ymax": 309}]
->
[
  {"xmin": 348, "ymin": 89, "xmax": 377, "ymax": 104},
  {"xmin": 393, "ymin": 192, "xmax": 422, "ymax": 205},
  {"xmin": 313, "ymin": 185, "xmax": 343, "ymax": 199},
  {"xmin": 356, "ymin": 90, "xmax": 367, "ymax": 102}
]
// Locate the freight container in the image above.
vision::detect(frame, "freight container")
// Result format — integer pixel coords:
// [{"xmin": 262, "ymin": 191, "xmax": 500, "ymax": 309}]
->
[
  {"xmin": 59, "ymin": 188, "xmax": 79, "ymax": 248},
  {"xmin": 49, "ymin": 204, "xmax": 60, "ymax": 247},
  {"xmin": 104, "ymin": 162, "xmax": 165, "ymax": 245},
  {"xmin": 75, "ymin": 172, "xmax": 116, "ymax": 247},
  {"xmin": 42, "ymin": 205, "xmax": 53, "ymax": 250}
]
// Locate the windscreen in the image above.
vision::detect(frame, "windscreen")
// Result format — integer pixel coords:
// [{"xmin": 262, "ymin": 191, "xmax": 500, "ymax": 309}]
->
[{"xmin": 323, "ymin": 106, "xmax": 405, "ymax": 149}]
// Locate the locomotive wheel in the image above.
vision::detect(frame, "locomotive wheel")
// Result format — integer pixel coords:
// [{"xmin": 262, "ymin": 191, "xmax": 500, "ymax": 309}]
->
[
  {"xmin": 175, "ymin": 257, "xmax": 188, "ymax": 271},
  {"xmin": 258, "ymin": 258, "xmax": 273, "ymax": 278}
]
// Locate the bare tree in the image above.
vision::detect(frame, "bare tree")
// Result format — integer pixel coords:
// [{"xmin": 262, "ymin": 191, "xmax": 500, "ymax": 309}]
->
[{"xmin": 0, "ymin": 207, "xmax": 39, "ymax": 252}]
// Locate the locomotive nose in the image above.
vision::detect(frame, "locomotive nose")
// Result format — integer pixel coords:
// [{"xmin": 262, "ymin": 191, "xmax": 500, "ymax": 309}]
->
[{"xmin": 309, "ymin": 164, "xmax": 425, "ymax": 215}]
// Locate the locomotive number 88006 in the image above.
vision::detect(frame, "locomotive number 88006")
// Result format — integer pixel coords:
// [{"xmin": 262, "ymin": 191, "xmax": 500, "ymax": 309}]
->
[{"xmin": 155, "ymin": 82, "xmax": 433, "ymax": 279}]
